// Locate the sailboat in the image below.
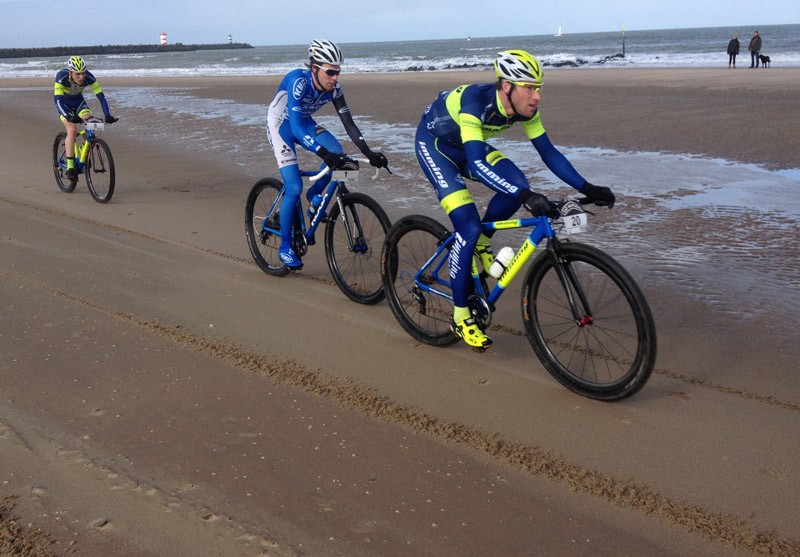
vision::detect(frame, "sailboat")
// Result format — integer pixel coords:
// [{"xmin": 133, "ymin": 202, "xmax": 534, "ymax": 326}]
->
[{"xmin": 554, "ymin": 23, "xmax": 563, "ymax": 37}]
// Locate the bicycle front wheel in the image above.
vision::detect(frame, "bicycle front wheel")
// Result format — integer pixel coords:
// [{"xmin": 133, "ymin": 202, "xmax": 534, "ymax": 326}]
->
[
  {"xmin": 381, "ymin": 215, "xmax": 459, "ymax": 346},
  {"xmin": 86, "ymin": 138, "xmax": 115, "ymax": 203},
  {"xmin": 522, "ymin": 242, "xmax": 657, "ymax": 401},
  {"xmin": 324, "ymin": 192, "xmax": 391, "ymax": 305},
  {"xmin": 245, "ymin": 178, "xmax": 290, "ymax": 277},
  {"xmin": 52, "ymin": 133, "xmax": 76, "ymax": 193}
]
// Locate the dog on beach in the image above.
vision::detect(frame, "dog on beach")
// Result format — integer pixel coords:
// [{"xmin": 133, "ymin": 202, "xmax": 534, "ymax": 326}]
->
[{"xmin": 758, "ymin": 54, "xmax": 771, "ymax": 67}]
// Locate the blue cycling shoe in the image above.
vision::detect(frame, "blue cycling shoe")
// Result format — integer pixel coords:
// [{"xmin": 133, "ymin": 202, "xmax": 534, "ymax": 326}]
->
[{"xmin": 278, "ymin": 248, "xmax": 303, "ymax": 270}]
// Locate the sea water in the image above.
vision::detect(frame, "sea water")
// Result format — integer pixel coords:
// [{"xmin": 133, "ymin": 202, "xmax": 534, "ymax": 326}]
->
[{"xmin": 2, "ymin": 23, "xmax": 799, "ymax": 77}]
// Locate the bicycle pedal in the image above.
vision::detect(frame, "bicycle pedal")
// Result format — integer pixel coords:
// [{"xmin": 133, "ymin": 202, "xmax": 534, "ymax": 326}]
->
[{"xmin": 471, "ymin": 345, "xmax": 491, "ymax": 353}]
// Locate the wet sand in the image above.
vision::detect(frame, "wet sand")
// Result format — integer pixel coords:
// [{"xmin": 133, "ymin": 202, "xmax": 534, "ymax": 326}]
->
[{"xmin": 1, "ymin": 69, "xmax": 799, "ymax": 556}]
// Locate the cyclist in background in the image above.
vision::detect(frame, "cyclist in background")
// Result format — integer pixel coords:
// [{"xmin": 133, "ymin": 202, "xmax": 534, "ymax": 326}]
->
[
  {"xmin": 266, "ymin": 39, "xmax": 389, "ymax": 270},
  {"xmin": 54, "ymin": 56, "xmax": 118, "ymax": 183},
  {"xmin": 415, "ymin": 49, "xmax": 615, "ymax": 350}
]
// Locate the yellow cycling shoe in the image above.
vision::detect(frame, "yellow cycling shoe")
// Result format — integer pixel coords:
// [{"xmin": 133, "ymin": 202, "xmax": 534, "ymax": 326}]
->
[{"xmin": 451, "ymin": 316, "xmax": 493, "ymax": 351}]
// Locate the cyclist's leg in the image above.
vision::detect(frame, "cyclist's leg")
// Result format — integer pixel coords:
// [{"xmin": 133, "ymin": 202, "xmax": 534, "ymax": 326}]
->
[
  {"xmin": 267, "ymin": 117, "xmax": 303, "ymax": 268},
  {"xmin": 305, "ymin": 127, "xmax": 340, "ymax": 201},
  {"xmin": 470, "ymin": 147, "xmax": 530, "ymax": 270},
  {"xmin": 276, "ymin": 164, "xmax": 303, "ymax": 266},
  {"xmin": 60, "ymin": 116, "xmax": 79, "ymax": 178},
  {"xmin": 416, "ymin": 127, "xmax": 491, "ymax": 349}
]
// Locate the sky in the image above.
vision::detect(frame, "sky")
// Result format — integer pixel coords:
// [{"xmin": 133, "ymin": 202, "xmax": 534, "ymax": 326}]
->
[{"xmin": 1, "ymin": 0, "xmax": 798, "ymax": 48}]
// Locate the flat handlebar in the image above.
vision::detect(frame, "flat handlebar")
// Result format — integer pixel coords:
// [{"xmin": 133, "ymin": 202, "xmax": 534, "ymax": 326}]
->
[{"xmin": 309, "ymin": 158, "xmax": 384, "ymax": 182}]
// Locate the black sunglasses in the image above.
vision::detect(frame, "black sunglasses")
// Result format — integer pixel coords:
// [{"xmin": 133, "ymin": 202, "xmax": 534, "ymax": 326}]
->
[{"xmin": 315, "ymin": 65, "xmax": 341, "ymax": 77}]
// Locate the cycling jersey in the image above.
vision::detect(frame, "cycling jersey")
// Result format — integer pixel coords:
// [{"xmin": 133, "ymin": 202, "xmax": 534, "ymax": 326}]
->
[
  {"xmin": 53, "ymin": 69, "xmax": 110, "ymax": 118},
  {"xmin": 419, "ymin": 82, "xmax": 586, "ymax": 195},
  {"xmin": 267, "ymin": 67, "xmax": 370, "ymax": 167}
]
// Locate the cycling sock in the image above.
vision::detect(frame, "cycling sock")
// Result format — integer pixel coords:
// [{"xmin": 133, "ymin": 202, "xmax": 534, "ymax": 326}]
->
[
  {"xmin": 66, "ymin": 157, "xmax": 75, "ymax": 170},
  {"xmin": 453, "ymin": 306, "xmax": 471, "ymax": 322}
]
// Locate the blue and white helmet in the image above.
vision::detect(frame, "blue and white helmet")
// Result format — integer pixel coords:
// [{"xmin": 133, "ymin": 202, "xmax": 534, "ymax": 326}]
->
[{"xmin": 308, "ymin": 39, "xmax": 343, "ymax": 65}]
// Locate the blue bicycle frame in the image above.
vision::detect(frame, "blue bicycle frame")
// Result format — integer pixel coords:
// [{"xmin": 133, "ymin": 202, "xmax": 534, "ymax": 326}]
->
[
  {"xmin": 260, "ymin": 170, "xmax": 340, "ymax": 243},
  {"xmin": 414, "ymin": 215, "xmax": 556, "ymax": 308}
]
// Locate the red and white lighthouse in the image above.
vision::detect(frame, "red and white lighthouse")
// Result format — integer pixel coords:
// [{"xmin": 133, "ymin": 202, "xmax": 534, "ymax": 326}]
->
[{"xmin": 160, "ymin": 32, "xmax": 168, "ymax": 46}]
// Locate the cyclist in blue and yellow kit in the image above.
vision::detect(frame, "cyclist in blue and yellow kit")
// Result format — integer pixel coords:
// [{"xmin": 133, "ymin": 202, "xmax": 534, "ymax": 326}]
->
[
  {"xmin": 54, "ymin": 56, "xmax": 118, "ymax": 182},
  {"xmin": 416, "ymin": 50, "xmax": 615, "ymax": 349},
  {"xmin": 266, "ymin": 39, "xmax": 389, "ymax": 269}
]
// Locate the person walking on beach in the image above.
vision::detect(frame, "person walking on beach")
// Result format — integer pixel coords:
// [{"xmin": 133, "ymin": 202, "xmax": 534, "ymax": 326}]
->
[
  {"xmin": 54, "ymin": 56, "xmax": 118, "ymax": 183},
  {"xmin": 748, "ymin": 31, "xmax": 762, "ymax": 68},
  {"xmin": 414, "ymin": 49, "xmax": 615, "ymax": 349},
  {"xmin": 266, "ymin": 39, "xmax": 389, "ymax": 269},
  {"xmin": 727, "ymin": 34, "xmax": 740, "ymax": 68}
]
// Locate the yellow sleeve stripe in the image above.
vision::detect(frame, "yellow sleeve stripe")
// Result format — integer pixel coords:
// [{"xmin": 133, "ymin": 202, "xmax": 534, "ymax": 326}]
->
[
  {"xmin": 459, "ymin": 113, "xmax": 484, "ymax": 143},
  {"xmin": 521, "ymin": 112, "xmax": 546, "ymax": 139}
]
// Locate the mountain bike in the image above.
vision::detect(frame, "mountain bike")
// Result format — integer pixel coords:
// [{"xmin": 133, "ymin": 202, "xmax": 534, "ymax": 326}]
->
[
  {"xmin": 245, "ymin": 160, "xmax": 391, "ymax": 305},
  {"xmin": 381, "ymin": 199, "xmax": 657, "ymax": 401},
  {"xmin": 52, "ymin": 118, "xmax": 116, "ymax": 203}
]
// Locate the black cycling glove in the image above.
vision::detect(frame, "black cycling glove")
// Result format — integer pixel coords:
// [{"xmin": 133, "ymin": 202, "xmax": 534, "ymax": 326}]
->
[
  {"xmin": 520, "ymin": 189, "xmax": 558, "ymax": 218},
  {"xmin": 67, "ymin": 114, "xmax": 83, "ymax": 124},
  {"xmin": 366, "ymin": 150, "xmax": 388, "ymax": 169},
  {"xmin": 104, "ymin": 114, "xmax": 119, "ymax": 124},
  {"xmin": 581, "ymin": 182, "xmax": 616, "ymax": 208},
  {"xmin": 316, "ymin": 146, "xmax": 348, "ymax": 170}
]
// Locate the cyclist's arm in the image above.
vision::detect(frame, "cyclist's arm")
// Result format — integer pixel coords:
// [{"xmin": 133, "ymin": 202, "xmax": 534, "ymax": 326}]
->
[
  {"xmin": 331, "ymin": 92, "xmax": 372, "ymax": 155},
  {"xmin": 53, "ymin": 71, "xmax": 72, "ymax": 117},
  {"xmin": 461, "ymin": 114, "xmax": 525, "ymax": 196},
  {"xmin": 84, "ymin": 73, "xmax": 111, "ymax": 117},
  {"xmin": 284, "ymin": 75, "xmax": 326, "ymax": 154},
  {"xmin": 530, "ymin": 132, "xmax": 587, "ymax": 190}
]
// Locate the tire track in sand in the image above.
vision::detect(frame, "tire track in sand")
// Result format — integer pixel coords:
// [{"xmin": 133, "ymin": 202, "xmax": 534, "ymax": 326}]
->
[{"xmin": 2, "ymin": 267, "xmax": 798, "ymax": 556}]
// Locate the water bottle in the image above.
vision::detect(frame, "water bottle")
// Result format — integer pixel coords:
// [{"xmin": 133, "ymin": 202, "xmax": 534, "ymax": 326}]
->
[
  {"xmin": 488, "ymin": 246, "xmax": 515, "ymax": 278},
  {"xmin": 307, "ymin": 194, "xmax": 323, "ymax": 217}
]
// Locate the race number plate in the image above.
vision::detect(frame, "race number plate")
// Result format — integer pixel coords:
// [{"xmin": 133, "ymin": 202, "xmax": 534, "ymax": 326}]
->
[
  {"xmin": 331, "ymin": 169, "xmax": 359, "ymax": 182},
  {"xmin": 559, "ymin": 200, "xmax": 588, "ymax": 235},
  {"xmin": 85, "ymin": 121, "xmax": 105, "ymax": 133},
  {"xmin": 563, "ymin": 212, "xmax": 588, "ymax": 234}
]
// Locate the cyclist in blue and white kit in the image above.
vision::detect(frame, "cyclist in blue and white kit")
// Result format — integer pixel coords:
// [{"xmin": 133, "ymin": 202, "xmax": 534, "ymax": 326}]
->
[
  {"xmin": 54, "ymin": 56, "xmax": 118, "ymax": 183},
  {"xmin": 416, "ymin": 50, "xmax": 615, "ymax": 349},
  {"xmin": 266, "ymin": 39, "xmax": 389, "ymax": 269}
]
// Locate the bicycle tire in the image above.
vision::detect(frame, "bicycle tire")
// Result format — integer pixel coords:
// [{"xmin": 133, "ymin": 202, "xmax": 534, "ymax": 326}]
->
[
  {"xmin": 52, "ymin": 133, "xmax": 76, "ymax": 193},
  {"xmin": 245, "ymin": 177, "xmax": 291, "ymax": 277},
  {"xmin": 522, "ymin": 241, "xmax": 657, "ymax": 401},
  {"xmin": 324, "ymin": 192, "xmax": 391, "ymax": 305},
  {"xmin": 86, "ymin": 138, "xmax": 115, "ymax": 203},
  {"xmin": 381, "ymin": 215, "xmax": 459, "ymax": 346}
]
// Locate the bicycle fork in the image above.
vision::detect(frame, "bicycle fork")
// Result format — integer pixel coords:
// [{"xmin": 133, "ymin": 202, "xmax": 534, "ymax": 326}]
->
[
  {"xmin": 331, "ymin": 185, "xmax": 369, "ymax": 254},
  {"xmin": 549, "ymin": 242, "xmax": 594, "ymax": 327}
]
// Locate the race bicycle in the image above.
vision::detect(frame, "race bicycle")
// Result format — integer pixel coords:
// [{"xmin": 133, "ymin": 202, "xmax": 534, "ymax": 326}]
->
[
  {"xmin": 245, "ymin": 160, "xmax": 391, "ymax": 305},
  {"xmin": 52, "ymin": 118, "xmax": 116, "ymax": 203},
  {"xmin": 380, "ymin": 198, "xmax": 657, "ymax": 401}
]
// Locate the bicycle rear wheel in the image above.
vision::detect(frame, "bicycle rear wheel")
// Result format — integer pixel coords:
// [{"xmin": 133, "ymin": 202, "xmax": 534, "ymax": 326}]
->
[
  {"xmin": 245, "ymin": 178, "xmax": 290, "ymax": 277},
  {"xmin": 52, "ymin": 133, "xmax": 76, "ymax": 193},
  {"xmin": 86, "ymin": 138, "xmax": 115, "ymax": 203},
  {"xmin": 522, "ymin": 242, "xmax": 656, "ymax": 401},
  {"xmin": 324, "ymin": 192, "xmax": 391, "ymax": 305},
  {"xmin": 381, "ymin": 215, "xmax": 459, "ymax": 346}
]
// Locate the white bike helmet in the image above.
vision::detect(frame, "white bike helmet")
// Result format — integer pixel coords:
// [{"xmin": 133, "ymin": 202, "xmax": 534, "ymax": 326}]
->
[
  {"xmin": 67, "ymin": 55, "xmax": 86, "ymax": 73},
  {"xmin": 308, "ymin": 39, "xmax": 343, "ymax": 65},
  {"xmin": 494, "ymin": 50, "xmax": 543, "ymax": 86}
]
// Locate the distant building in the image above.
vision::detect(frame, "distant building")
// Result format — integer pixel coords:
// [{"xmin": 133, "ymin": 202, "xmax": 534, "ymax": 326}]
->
[
  {"xmin": 227, "ymin": 34, "xmax": 233, "ymax": 44},
  {"xmin": 160, "ymin": 32, "xmax": 168, "ymax": 46}
]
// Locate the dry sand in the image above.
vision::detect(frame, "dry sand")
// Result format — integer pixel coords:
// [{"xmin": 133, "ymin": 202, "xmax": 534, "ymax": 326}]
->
[{"xmin": 1, "ymin": 68, "xmax": 799, "ymax": 556}]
